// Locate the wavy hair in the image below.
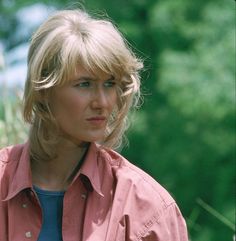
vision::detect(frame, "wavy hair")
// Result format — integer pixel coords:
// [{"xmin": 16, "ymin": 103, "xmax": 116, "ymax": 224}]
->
[{"xmin": 23, "ymin": 9, "xmax": 143, "ymax": 161}]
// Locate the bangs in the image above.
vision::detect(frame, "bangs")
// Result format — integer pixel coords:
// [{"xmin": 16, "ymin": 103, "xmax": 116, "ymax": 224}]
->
[{"xmin": 59, "ymin": 24, "xmax": 128, "ymax": 85}]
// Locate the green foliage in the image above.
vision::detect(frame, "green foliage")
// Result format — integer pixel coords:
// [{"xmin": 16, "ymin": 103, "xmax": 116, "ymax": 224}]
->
[
  {"xmin": 0, "ymin": 88, "xmax": 28, "ymax": 147},
  {"xmin": 0, "ymin": 0, "xmax": 235, "ymax": 240},
  {"xmin": 158, "ymin": 2, "xmax": 234, "ymax": 120}
]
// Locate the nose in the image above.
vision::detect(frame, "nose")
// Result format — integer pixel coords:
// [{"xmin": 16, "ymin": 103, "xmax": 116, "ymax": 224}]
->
[{"xmin": 91, "ymin": 86, "xmax": 109, "ymax": 109}]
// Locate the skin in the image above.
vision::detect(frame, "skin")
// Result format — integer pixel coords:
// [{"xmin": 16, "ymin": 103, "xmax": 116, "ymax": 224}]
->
[
  {"xmin": 31, "ymin": 65, "xmax": 118, "ymax": 190},
  {"xmin": 50, "ymin": 66, "xmax": 117, "ymax": 145}
]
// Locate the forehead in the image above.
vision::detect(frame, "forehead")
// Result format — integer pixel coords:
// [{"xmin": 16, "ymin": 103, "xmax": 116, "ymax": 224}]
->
[{"xmin": 70, "ymin": 65, "xmax": 114, "ymax": 82}]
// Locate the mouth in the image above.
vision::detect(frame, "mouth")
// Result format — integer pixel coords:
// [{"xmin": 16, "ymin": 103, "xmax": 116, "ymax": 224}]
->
[{"xmin": 86, "ymin": 116, "xmax": 107, "ymax": 126}]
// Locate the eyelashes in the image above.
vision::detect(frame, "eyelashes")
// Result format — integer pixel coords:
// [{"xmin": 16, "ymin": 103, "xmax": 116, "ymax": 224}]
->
[{"xmin": 74, "ymin": 80, "xmax": 117, "ymax": 89}]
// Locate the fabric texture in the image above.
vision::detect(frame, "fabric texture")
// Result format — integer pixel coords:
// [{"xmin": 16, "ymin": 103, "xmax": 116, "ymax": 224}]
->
[{"xmin": 0, "ymin": 142, "xmax": 189, "ymax": 241}]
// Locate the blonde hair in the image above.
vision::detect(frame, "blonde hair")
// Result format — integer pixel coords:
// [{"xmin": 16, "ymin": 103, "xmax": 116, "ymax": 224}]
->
[{"xmin": 23, "ymin": 9, "xmax": 143, "ymax": 161}]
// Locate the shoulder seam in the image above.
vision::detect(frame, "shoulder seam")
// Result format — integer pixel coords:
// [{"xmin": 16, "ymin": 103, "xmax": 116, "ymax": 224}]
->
[
  {"xmin": 123, "ymin": 160, "xmax": 174, "ymax": 204},
  {"xmin": 135, "ymin": 202, "xmax": 177, "ymax": 240}
]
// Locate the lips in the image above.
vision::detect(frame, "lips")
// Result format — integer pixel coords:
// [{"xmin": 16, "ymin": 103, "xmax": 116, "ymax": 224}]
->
[
  {"xmin": 86, "ymin": 116, "xmax": 107, "ymax": 126},
  {"xmin": 86, "ymin": 116, "xmax": 106, "ymax": 121}
]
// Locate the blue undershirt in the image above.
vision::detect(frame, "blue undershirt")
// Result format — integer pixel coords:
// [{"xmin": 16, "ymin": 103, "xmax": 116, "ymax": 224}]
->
[{"xmin": 34, "ymin": 186, "xmax": 65, "ymax": 241}]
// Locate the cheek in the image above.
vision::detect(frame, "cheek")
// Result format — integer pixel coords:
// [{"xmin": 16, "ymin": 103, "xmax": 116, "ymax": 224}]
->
[
  {"xmin": 51, "ymin": 92, "xmax": 83, "ymax": 118},
  {"xmin": 111, "ymin": 91, "xmax": 120, "ymax": 110},
  {"xmin": 110, "ymin": 91, "xmax": 118, "ymax": 106},
  {"xmin": 66, "ymin": 94, "xmax": 82, "ymax": 108}
]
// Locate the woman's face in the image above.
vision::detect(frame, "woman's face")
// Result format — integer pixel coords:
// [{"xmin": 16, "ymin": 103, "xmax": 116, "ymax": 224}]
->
[{"xmin": 49, "ymin": 65, "xmax": 118, "ymax": 146}]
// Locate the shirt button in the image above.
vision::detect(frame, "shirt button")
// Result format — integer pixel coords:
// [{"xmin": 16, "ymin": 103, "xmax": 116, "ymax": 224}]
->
[
  {"xmin": 25, "ymin": 231, "xmax": 32, "ymax": 238},
  {"xmin": 81, "ymin": 193, "xmax": 87, "ymax": 199},
  {"xmin": 22, "ymin": 203, "xmax": 27, "ymax": 208}
]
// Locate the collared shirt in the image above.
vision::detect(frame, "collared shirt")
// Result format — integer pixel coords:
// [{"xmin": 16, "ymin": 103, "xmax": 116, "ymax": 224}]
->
[{"xmin": 0, "ymin": 142, "xmax": 188, "ymax": 241}]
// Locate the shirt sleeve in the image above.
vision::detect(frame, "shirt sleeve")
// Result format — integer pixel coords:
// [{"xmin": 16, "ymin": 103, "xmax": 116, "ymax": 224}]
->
[{"xmin": 137, "ymin": 203, "xmax": 189, "ymax": 241}]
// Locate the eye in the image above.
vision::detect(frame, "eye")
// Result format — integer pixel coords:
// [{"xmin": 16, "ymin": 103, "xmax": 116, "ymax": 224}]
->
[
  {"xmin": 74, "ymin": 81, "xmax": 91, "ymax": 88},
  {"xmin": 104, "ymin": 80, "xmax": 116, "ymax": 88}
]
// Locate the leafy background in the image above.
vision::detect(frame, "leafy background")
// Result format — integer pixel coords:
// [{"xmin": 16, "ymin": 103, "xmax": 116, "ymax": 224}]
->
[{"xmin": 0, "ymin": 0, "xmax": 235, "ymax": 240}]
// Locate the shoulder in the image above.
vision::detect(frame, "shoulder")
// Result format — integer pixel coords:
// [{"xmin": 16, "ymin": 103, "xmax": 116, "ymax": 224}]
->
[
  {"xmin": 0, "ymin": 145, "xmax": 13, "ymax": 169},
  {"xmin": 0, "ymin": 143, "xmax": 25, "ymax": 163},
  {"xmin": 99, "ymin": 148, "xmax": 188, "ymax": 240},
  {"xmin": 0, "ymin": 143, "xmax": 25, "ymax": 177},
  {"xmin": 99, "ymin": 147, "xmax": 175, "ymax": 208}
]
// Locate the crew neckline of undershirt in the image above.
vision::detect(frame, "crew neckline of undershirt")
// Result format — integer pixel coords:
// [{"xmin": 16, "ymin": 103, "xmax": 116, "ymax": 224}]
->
[{"xmin": 33, "ymin": 185, "xmax": 65, "ymax": 196}]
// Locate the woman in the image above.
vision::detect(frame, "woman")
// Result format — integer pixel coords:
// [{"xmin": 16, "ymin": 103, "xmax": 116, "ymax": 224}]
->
[{"xmin": 0, "ymin": 9, "xmax": 188, "ymax": 241}]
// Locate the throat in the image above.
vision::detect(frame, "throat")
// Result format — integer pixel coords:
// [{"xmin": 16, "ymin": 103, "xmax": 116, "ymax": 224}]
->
[{"xmin": 31, "ymin": 144, "xmax": 89, "ymax": 191}]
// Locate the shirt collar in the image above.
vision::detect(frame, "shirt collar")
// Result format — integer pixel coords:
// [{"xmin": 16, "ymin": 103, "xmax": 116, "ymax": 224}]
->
[
  {"xmin": 79, "ymin": 142, "xmax": 104, "ymax": 197},
  {"xmin": 1, "ymin": 142, "xmax": 104, "ymax": 201},
  {"xmin": 1, "ymin": 142, "xmax": 32, "ymax": 201}
]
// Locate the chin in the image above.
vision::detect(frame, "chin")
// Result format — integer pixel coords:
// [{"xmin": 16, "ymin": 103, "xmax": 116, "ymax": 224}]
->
[{"xmin": 85, "ymin": 134, "xmax": 105, "ymax": 143}]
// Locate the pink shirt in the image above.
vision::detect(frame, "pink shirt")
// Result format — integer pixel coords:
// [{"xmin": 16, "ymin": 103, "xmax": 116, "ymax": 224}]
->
[{"xmin": 0, "ymin": 142, "xmax": 188, "ymax": 241}]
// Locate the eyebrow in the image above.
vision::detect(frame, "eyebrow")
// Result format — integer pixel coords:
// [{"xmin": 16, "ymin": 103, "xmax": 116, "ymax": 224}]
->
[
  {"xmin": 75, "ymin": 75, "xmax": 115, "ymax": 82},
  {"xmin": 77, "ymin": 76, "xmax": 95, "ymax": 81}
]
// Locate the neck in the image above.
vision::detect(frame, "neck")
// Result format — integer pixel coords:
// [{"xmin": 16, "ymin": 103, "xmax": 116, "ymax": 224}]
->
[{"xmin": 31, "ymin": 141, "xmax": 89, "ymax": 191}]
